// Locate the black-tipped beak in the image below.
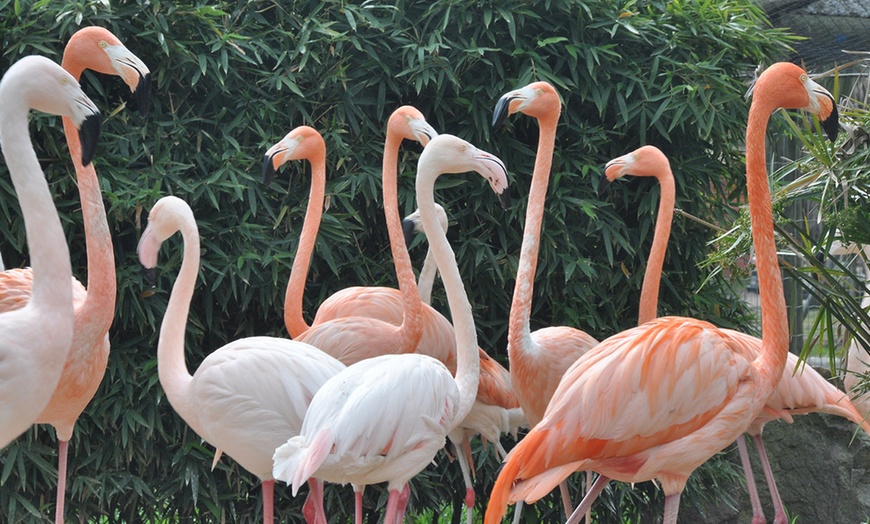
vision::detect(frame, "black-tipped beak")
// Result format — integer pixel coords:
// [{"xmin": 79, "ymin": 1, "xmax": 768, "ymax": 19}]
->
[
  {"xmin": 492, "ymin": 95, "xmax": 516, "ymax": 129},
  {"xmin": 820, "ymin": 98, "xmax": 839, "ymax": 142},
  {"xmin": 79, "ymin": 114, "xmax": 102, "ymax": 167},
  {"xmin": 598, "ymin": 175, "xmax": 611, "ymax": 199},
  {"xmin": 142, "ymin": 266, "xmax": 157, "ymax": 287},
  {"xmin": 135, "ymin": 73, "xmax": 151, "ymax": 117},
  {"xmin": 498, "ymin": 190, "xmax": 511, "ymax": 210},
  {"xmin": 402, "ymin": 217, "xmax": 416, "ymax": 247},
  {"xmin": 262, "ymin": 154, "xmax": 277, "ymax": 187}
]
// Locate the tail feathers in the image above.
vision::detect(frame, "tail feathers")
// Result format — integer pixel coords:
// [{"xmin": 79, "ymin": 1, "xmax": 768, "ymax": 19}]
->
[
  {"xmin": 294, "ymin": 429, "xmax": 334, "ymax": 495},
  {"xmin": 272, "ymin": 437, "xmax": 308, "ymax": 495},
  {"xmin": 510, "ymin": 462, "xmax": 583, "ymax": 503}
]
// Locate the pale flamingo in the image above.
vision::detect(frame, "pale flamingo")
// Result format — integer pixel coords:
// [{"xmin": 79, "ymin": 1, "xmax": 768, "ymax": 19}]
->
[
  {"xmin": 493, "ymin": 81, "xmax": 599, "ymax": 517},
  {"xmin": 0, "ymin": 55, "xmax": 101, "ymax": 448},
  {"xmin": 272, "ymin": 134, "xmax": 509, "ymax": 524},
  {"xmin": 604, "ymin": 146, "xmax": 870, "ymax": 524},
  {"xmin": 137, "ymin": 195, "xmax": 346, "ymax": 524},
  {"xmin": 401, "ymin": 203, "xmax": 447, "ymax": 304},
  {"xmin": 0, "ymin": 27, "xmax": 150, "ymax": 523},
  {"xmin": 484, "ymin": 62, "xmax": 839, "ymax": 524}
]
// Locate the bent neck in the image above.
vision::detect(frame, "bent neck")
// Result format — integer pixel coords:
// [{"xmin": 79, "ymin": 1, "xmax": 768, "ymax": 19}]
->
[
  {"xmin": 62, "ymin": 116, "xmax": 116, "ymax": 338},
  {"xmin": 745, "ymin": 100, "xmax": 789, "ymax": 389},
  {"xmin": 284, "ymin": 157, "xmax": 325, "ymax": 337},
  {"xmin": 508, "ymin": 111, "xmax": 558, "ymax": 357},
  {"xmin": 383, "ymin": 132, "xmax": 424, "ymax": 351},
  {"xmin": 157, "ymin": 220, "xmax": 199, "ymax": 431},
  {"xmin": 0, "ymin": 102, "xmax": 73, "ymax": 319},
  {"xmin": 637, "ymin": 171, "xmax": 675, "ymax": 325}
]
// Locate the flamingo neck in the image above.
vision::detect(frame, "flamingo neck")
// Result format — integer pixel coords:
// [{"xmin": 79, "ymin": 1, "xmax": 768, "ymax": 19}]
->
[
  {"xmin": 417, "ymin": 249, "xmax": 438, "ymax": 305},
  {"xmin": 416, "ymin": 167, "xmax": 479, "ymax": 428},
  {"xmin": 284, "ymin": 156, "xmax": 325, "ymax": 337},
  {"xmin": 745, "ymin": 100, "xmax": 789, "ymax": 391},
  {"xmin": 637, "ymin": 170, "xmax": 675, "ymax": 325},
  {"xmin": 0, "ymin": 97, "xmax": 73, "ymax": 328},
  {"xmin": 508, "ymin": 111, "xmax": 558, "ymax": 358},
  {"xmin": 62, "ymin": 116, "xmax": 116, "ymax": 344},
  {"xmin": 383, "ymin": 132, "xmax": 423, "ymax": 352},
  {"xmin": 157, "ymin": 220, "xmax": 199, "ymax": 430}
]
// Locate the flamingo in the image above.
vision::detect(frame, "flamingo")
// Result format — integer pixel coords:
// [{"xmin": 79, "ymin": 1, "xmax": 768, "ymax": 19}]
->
[
  {"xmin": 401, "ymin": 203, "xmax": 447, "ymax": 305},
  {"xmin": 484, "ymin": 62, "xmax": 839, "ymax": 524},
  {"xmin": 0, "ymin": 55, "xmax": 101, "ymax": 448},
  {"xmin": 272, "ymin": 134, "xmax": 509, "ymax": 524},
  {"xmin": 137, "ymin": 196, "xmax": 346, "ymax": 524},
  {"xmin": 0, "ymin": 27, "xmax": 150, "ymax": 523},
  {"xmin": 492, "ymin": 81, "xmax": 599, "ymax": 517},
  {"xmin": 604, "ymin": 145, "xmax": 870, "ymax": 524}
]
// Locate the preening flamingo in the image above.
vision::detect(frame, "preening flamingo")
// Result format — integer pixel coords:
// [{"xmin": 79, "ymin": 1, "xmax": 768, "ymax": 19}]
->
[
  {"xmin": 0, "ymin": 27, "xmax": 150, "ymax": 523},
  {"xmin": 604, "ymin": 145, "xmax": 870, "ymax": 524},
  {"xmin": 0, "ymin": 55, "xmax": 101, "ymax": 448},
  {"xmin": 272, "ymin": 134, "xmax": 509, "ymax": 524},
  {"xmin": 493, "ymin": 81, "xmax": 599, "ymax": 517},
  {"xmin": 402, "ymin": 205, "xmax": 527, "ymax": 524},
  {"xmin": 484, "ymin": 62, "xmax": 839, "ymax": 524},
  {"xmin": 137, "ymin": 196, "xmax": 346, "ymax": 524}
]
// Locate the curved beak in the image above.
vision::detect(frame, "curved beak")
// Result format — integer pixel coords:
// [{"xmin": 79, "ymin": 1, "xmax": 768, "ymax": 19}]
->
[
  {"xmin": 411, "ymin": 119, "xmax": 438, "ymax": 147},
  {"xmin": 402, "ymin": 216, "xmax": 416, "ymax": 247},
  {"xmin": 814, "ymin": 88, "xmax": 839, "ymax": 142},
  {"xmin": 262, "ymin": 153, "xmax": 278, "ymax": 187},
  {"xmin": 107, "ymin": 44, "xmax": 152, "ymax": 117},
  {"xmin": 133, "ymin": 72, "xmax": 151, "ymax": 117},
  {"xmin": 476, "ymin": 152, "xmax": 511, "ymax": 209},
  {"xmin": 492, "ymin": 94, "xmax": 519, "ymax": 129},
  {"xmin": 78, "ymin": 113, "xmax": 102, "ymax": 167},
  {"xmin": 142, "ymin": 266, "xmax": 157, "ymax": 287}
]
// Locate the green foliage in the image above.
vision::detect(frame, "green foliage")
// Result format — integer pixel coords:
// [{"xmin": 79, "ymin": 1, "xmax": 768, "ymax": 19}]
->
[{"xmin": 0, "ymin": 0, "xmax": 794, "ymax": 522}]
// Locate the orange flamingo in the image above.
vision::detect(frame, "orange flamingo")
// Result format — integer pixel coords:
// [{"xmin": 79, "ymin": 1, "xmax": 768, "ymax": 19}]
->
[
  {"xmin": 493, "ymin": 81, "xmax": 599, "ymax": 517},
  {"xmin": 0, "ymin": 27, "xmax": 150, "ymax": 523},
  {"xmin": 272, "ymin": 133, "xmax": 508, "ymax": 524},
  {"xmin": 138, "ymin": 194, "xmax": 346, "ymax": 524},
  {"xmin": 0, "ymin": 56, "xmax": 100, "ymax": 449},
  {"xmin": 604, "ymin": 145, "xmax": 870, "ymax": 524},
  {"xmin": 484, "ymin": 62, "xmax": 839, "ymax": 524}
]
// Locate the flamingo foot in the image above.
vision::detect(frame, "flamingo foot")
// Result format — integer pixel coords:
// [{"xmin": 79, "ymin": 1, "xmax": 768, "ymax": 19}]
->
[
  {"xmin": 772, "ymin": 513, "xmax": 788, "ymax": 524},
  {"xmin": 751, "ymin": 516, "xmax": 767, "ymax": 524},
  {"xmin": 465, "ymin": 487, "xmax": 475, "ymax": 509}
]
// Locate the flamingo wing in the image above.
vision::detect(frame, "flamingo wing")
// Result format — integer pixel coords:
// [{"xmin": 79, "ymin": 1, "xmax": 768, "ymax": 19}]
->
[{"xmin": 0, "ymin": 268, "xmax": 87, "ymax": 312}]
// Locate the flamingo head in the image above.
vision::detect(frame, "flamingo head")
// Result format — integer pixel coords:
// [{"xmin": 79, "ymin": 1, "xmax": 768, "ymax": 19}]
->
[
  {"xmin": 748, "ymin": 62, "xmax": 839, "ymax": 142},
  {"xmin": 64, "ymin": 26, "xmax": 151, "ymax": 117},
  {"xmin": 402, "ymin": 203, "xmax": 449, "ymax": 247},
  {"xmin": 492, "ymin": 81, "xmax": 560, "ymax": 128},
  {"xmin": 389, "ymin": 105, "xmax": 438, "ymax": 146},
  {"xmin": 0, "ymin": 56, "xmax": 102, "ymax": 166},
  {"xmin": 137, "ymin": 196, "xmax": 194, "ymax": 285},
  {"xmin": 600, "ymin": 145, "xmax": 670, "ymax": 196},
  {"xmin": 262, "ymin": 125, "xmax": 326, "ymax": 187},
  {"xmin": 420, "ymin": 134, "xmax": 511, "ymax": 209}
]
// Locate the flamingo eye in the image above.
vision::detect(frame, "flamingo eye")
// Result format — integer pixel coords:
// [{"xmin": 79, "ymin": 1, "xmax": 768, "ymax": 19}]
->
[
  {"xmin": 99, "ymin": 41, "xmax": 108, "ymax": 49},
  {"xmin": 799, "ymin": 73, "xmax": 808, "ymax": 83},
  {"xmin": 459, "ymin": 144, "xmax": 467, "ymax": 152}
]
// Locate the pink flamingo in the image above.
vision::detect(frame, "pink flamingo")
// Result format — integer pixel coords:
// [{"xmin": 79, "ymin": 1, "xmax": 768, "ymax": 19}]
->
[
  {"xmin": 484, "ymin": 62, "xmax": 839, "ymax": 524},
  {"xmin": 493, "ymin": 81, "xmax": 599, "ymax": 517},
  {"xmin": 604, "ymin": 145, "xmax": 870, "ymax": 524},
  {"xmin": 0, "ymin": 56, "xmax": 101, "ymax": 448},
  {"xmin": 137, "ymin": 195, "xmax": 346, "ymax": 524},
  {"xmin": 272, "ymin": 134, "xmax": 509, "ymax": 524},
  {"xmin": 0, "ymin": 27, "xmax": 150, "ymax": 523}
]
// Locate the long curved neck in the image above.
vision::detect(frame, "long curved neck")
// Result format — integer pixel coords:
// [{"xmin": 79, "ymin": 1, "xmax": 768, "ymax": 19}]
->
[
  {"xmin": 416, "ymin": 167, "xmax": 479, "ymax": 430},
  {"xmin": 284, "ymin": 156, "xmax": 325, "ymax": 338},
  {"xmin": 508, "ymin": 111, "xmax": 558, "ymax": 358},
  {"xmin": 157, "ymin": 221, "xmax": 199, "ymax": 431},
  {"xmin": 637, "ymin": 170, "xmax": 675, "ymax": 325},
  {"xmin": 0, "ymin": 96, "xmax": 73, "ymax": 331},
  {"xmin": 417, "ymin": 248, "xmax": 438, "ymax": 305},
  {"xmin": 383, "ymin": 131, "xmax": 423, "ymax": 352},
  {"xmin": 746, "ymin": 100, "xmax": 789, "ymax": 391}
]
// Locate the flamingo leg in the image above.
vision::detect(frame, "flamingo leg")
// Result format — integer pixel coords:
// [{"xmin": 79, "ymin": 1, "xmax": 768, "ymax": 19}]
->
[
  {"xmin": 584, "ymin": 471, "xmax": 594, "ymax": 524},
  {"xmin": 452, "ymin": 435, "xmax": 475, "ymax": 524},
  {"xmin": 662, "ymin": 492, "xmax": 682, "ymax": 524},
  {"xmin": 559, "ymin": 479, "xmax": 573, "ymax": 518},
  {"xmin": 383, "ymin": 488, "xmax": 402, "ymax": 524},
  {"xmin": 261, "ymin": 479, "xmax": 274, "ymax": 524},
  {"xmin": 301, "ymin": 479, "xmax": 327, "ymax": 524},
  {"xmin": 752, "ymin": 433, "xmax": 787, "ymax": 524},
  {"xmin": 54, "ymin": 439, "xmax": 69, "ymax": 524},
  {"xmin": 354, "ymin": 485, "xmax": 364, "ymax": 524},
  {"xmin": 565, "ymin": 474, "xmax": 610, "ymax": 524},
  {"xmin": 511, "ymin": 500, "xmax": 524, "ymax": 524},
  {"xmin": 396, "ymin": 484, "xmax": 411, "ymax": 523},
  {"xmin": 736, "ymin": 434, "xmax": 768, "ymax": 524}
]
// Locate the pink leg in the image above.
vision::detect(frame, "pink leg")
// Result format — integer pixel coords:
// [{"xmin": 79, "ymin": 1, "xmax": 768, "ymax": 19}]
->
[
  {"xmin": 662, "ymin": 492, "xmax": 682, "ymax": 524},
  {"xmin": 382, "ymin": 488, "xmax": 402, "ymax": 524},
  {"xmin": 262, "ymin": 479, "xmax": 274, "ymax": 524},
  {"xmin": 54, "ymin": 439, "xmax": 69, "ymax": 524},
  {"xmin": 354, "ymin": 486, "xmax": 365, "ymax": 524},
  {"xmin": 559, "ymin": 480, "xmax": 573, "ymax": 518},
  {"xmin": 736, "ymin": 435, "xmax": 768, "ymax": 524},
  {"xmin": 396, "ymin": 484, "xmax": 411, "ymax": 523},
  {"xmin": 301, "ymin": 479, "xmax": 326, "ymax": 524},
  {"xmin": 753, "ymin": 433, "xmax": 787, "ymax": 524},
  {"xmin": 566, "ymin": 474, "xmax": 610, "ymax": 524},
  {"xmin": 584, "ymin": 471, "xmax": 593, "ymax": 524}
]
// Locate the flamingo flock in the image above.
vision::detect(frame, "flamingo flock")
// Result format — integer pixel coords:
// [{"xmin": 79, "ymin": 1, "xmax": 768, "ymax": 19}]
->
[{"xmin": 1, "ymin": 23, "xmax": 866, "ymax": 524}]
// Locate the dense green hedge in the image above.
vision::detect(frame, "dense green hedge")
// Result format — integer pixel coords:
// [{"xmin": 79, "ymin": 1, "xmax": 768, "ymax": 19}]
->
[{"xmin": 0, "ymin": 0, "xmax": 795, "ymax": 522}]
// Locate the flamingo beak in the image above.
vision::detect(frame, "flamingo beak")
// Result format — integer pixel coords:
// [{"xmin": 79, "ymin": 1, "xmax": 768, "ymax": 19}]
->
[
  {"xmin": 492, "ymin": 94, "xmax": 519, "ymax": 129},
  {"xmin": 815, "ymin": 89, "xmax": 839, "ymax": 142},
  {"xmin": 402, "ymin": 216, "xmax": 416, "ymax": 247},
  {"xmin": 142, "ymin": 266, "xmax": 157, "ymax": 287},
  {"xmin": 78, "ymin": 113, "xmax": 102, "ymax": 167},
  {"xmin": 134, "ymin": 72, "xmax": 151, "ymax": 117},
  {"xmin": 262, "ymin": 153, "xmax": 278, "ymax": 187}
]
